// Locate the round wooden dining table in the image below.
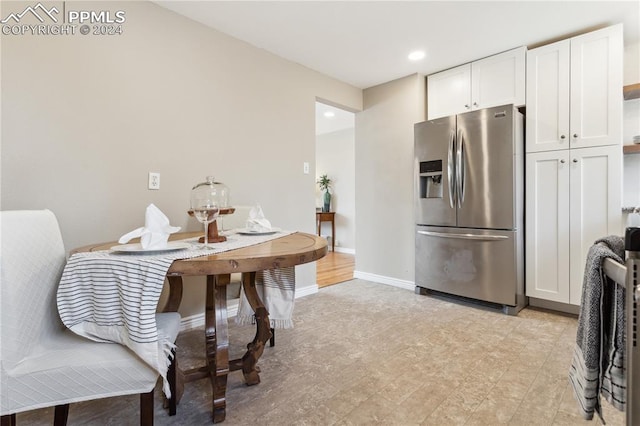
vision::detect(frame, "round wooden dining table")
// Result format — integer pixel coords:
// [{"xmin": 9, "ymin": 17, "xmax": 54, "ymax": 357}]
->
[{"xmin": 73, "ymin": 231, "xmax": 328, "ymax": 423}]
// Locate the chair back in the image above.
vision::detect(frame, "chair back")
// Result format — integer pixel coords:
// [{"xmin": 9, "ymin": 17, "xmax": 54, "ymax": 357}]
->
[{"xmin": 1, "ymin": 210, "xmax": 67, "ymax": 369}]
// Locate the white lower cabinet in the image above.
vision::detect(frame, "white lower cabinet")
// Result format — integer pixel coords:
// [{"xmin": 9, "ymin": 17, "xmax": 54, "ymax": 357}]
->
[{"xmin": 526, "ymin": 145, "xmax": 621, "ymax": 305}]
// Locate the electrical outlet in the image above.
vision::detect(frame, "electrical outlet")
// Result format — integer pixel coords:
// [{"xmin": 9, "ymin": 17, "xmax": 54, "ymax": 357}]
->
[
  {"xmin": 303, "ymin": 162, "xmax": 310, "ymax": 174},
  {"xmin": 148, "ymin": 172, "xmax": 160, "ymax": 190}
]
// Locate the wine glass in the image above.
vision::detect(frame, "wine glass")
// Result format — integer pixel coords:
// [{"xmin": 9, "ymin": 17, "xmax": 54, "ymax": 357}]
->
[{"xmin": 191, "ymin": 177, "xmax": 221, "ymax": 249}]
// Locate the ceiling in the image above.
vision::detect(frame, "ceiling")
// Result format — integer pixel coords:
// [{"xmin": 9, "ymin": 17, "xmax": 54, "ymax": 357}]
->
[
  {"xmin": 315, "ymin": 102, "xmax": 355, "ymax": 135},
  {"xmin": 155, "ymin": 1, "xmax": 640, "ymax": 90}
]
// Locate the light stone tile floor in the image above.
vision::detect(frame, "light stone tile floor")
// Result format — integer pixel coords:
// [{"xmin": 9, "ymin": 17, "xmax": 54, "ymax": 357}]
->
[{"xmin": 16, "ymin": 279, "xmax": 626, "ymax": 425}]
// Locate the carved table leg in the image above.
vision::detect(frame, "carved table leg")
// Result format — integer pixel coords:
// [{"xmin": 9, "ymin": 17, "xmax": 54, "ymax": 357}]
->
[
  {"xmin": 240, "ymin": 271, "xmax": 272, "ymax": 386},
  {"xmin": 207, "ymin": 274, "xmax": 230, "ymax": 423},
  {"xmin": 162, "ymin": 275, "xmax": 184, "ymax": 313}
]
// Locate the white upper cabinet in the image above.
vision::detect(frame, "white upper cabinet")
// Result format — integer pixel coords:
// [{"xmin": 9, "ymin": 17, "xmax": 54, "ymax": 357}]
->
[
  {"xmin": 526, "ymin": 24, "xmax": 623, "ymax": 153},
  {"xmin": 427, "ymin": 64, "xmax": 471, "ymax": 120},
  {"xmin": 525, "ymin": 41, "xmax": 571, "ymax": 152},
  {"xmin": 471, "ymin": 47, "xmax": 526, "ymax": 111},
  {"xmin": 427, "ymin": 46, "xmax": 526, "ymax": 120}
]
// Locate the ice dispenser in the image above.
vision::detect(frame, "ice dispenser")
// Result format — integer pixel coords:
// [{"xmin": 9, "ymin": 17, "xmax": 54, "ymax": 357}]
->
[{"xmin": 419, "ymin": 160, "xmax": 443, "ymax": 199}]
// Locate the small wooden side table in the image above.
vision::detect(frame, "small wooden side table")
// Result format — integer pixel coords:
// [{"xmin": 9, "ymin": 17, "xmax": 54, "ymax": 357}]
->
[{"xmin": 316, "ymin": 211, "xmax": 335, "ymax": 252}]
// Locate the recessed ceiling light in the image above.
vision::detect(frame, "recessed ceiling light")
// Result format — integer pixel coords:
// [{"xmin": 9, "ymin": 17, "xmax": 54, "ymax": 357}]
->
[
  {"xmin": 324, "ymin": 111, "xmax": 335, "ymax": 118},
  {"xmin": 408, "ymin": 50, "xmax": 426, "ymax": 61}
]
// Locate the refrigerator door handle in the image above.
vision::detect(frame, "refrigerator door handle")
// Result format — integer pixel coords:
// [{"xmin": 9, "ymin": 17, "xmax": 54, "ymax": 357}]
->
[
  {"xmin": 456, "ymin": 129, "xmax": 466, "ymax": 206},
  {"xmin": 447, "ymin": 130, "xmax": 456, "ymax": 208},
  {"xmin": 417, "ymin": 230, "xmax": 508, "ymax": 241}
]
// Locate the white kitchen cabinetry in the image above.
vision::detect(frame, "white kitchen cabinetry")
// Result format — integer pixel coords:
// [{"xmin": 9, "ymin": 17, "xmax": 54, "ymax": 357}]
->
[
  {"xmin": 427, "ymin": 64, "xmax": 470, "ymax": 120},
  {"xmin": 526, "ymin": 24, "xmax": 623, "ymax": 153},
  {"xmin": 427, "ymin": 47, "xmax": 525, "ymax": 120},
  {"xmin": 526, "ymin": 145, "xmax": 622, "ymax": 305},
  {"xmin": 525, "ymin": 150, "xmax": 570, "ymax": 303}
]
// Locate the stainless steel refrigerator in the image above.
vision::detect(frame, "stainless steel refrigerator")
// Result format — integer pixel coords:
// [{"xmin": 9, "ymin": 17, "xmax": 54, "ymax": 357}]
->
[{"xmin": 414, "ymin": 104, "xmax": 525, "ymax": 314}]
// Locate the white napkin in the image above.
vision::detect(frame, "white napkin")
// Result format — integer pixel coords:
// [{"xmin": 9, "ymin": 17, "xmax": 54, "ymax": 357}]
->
[
  {"xmin": 118, "ymin": 204, "xmax": 181, "ymax": 249},
  {"xmin": 246, "ymin": 204, "xmax": 272, "ymax": 232}
]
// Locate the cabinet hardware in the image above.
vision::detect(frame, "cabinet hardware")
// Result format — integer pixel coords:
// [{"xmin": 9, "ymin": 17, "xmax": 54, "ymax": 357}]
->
[
  {"xmin": 560, "ymin": 135, "xmax": 566, "ymax": 139},
  {"xmin": 560, "ymin": 159, "xmax": 566, "ymax": 164},
  {"xmin": 573, "ymin": 134, "xmax": 578, "ymax": 138},
  {"xmin": 573, "ymin": 158, "xmax": 578, "ymax": 163},
  {"xmin": 417, "ymin": 230, "xmax": 508, "ymax": 241}
]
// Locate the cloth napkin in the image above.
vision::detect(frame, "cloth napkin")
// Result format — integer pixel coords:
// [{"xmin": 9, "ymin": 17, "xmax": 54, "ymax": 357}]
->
[
  {"xmin": 246, "ymin": 204, "xmax": 272, "ymax": 232},
  {"xmin": 118, "ymin": 204, "xmax": 180, "ymax": 249}
]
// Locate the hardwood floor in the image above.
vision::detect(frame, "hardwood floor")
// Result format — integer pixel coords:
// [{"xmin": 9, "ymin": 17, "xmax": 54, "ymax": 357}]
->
[{"xmin": 316, "ymin": 251, "xmax": 355, "ymax": 288}]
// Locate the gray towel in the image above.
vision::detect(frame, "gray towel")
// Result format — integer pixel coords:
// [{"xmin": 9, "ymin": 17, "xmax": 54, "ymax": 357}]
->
[{"xmin": 569, "ymin": 235, "xmax": 626, "ymax": 422}]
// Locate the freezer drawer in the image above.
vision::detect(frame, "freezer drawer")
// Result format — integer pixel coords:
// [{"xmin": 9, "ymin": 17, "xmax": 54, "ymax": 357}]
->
[{"xmin": 415, "ymin": 226, "xmax": 522, "ymax": 307}]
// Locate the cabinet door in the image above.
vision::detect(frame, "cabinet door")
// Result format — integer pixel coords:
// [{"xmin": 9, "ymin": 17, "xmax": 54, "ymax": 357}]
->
[
  {"xmin": 427, "ymin": 64, "xmax": 470, "ymax": 120},
  {"xmin": 570, "ymin": 25, "xmax": 623, "ymax": 149},
  {"xmin": 471, "ymin": 46, "xmax": 526, "ymax": 110},
  {"xmin": 568, "ymin": 145, "xmax": 622, "ymax": 305},
  {"xmin": 525, "ymin": 150, "xmax": 570, "ymax": 302},
  {"xmin": 525, "ymin": 40, "xmax": 571, "ymax": 153}
]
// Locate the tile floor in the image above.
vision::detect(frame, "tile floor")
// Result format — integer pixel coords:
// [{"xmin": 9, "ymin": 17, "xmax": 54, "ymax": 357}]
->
[{"xmin": 16, "ymin": 279, "xmax": 626, "ymax": 425}]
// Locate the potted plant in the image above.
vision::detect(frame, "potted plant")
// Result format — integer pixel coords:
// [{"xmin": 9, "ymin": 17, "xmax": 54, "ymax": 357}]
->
[{"xmin": 317, "ymin": 174, "xmax": 332, "ymax": 212}]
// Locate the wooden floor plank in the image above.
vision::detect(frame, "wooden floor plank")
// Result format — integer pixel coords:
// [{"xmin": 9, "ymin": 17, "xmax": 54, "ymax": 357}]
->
[{"xmin": 316, "ymin": 251, "xmax": 354, "ymax": 288}]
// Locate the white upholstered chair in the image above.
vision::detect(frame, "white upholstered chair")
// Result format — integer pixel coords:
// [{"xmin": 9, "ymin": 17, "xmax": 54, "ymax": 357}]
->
[{"xmin": 0, "ymin": 210, "xmax": 181, "ymax": 425}]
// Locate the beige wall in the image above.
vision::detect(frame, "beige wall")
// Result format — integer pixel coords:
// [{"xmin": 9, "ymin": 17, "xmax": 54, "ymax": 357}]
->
[
  {"xmin": 316, "ymin": 127, "xmax": 356, "ymax": 251},
  {"xmin": 354, "ymin": 74, "xmax": 426, "ymax": 284},
  {"xmin": 1, "ymin": 1, "xmax": 361, "ymax": 317}
]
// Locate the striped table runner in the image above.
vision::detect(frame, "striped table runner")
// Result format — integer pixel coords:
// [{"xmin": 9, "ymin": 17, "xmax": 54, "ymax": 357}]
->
[{"xmin": 56, "ymin": 231, "xmax": 292, "ymax": 397}]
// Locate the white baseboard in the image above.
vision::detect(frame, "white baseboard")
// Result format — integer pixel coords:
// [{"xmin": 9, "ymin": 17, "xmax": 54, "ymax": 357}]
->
[
  {"xmin": 353, "ymin": 270, "xmax": 415, "ymax": 291},
  {"xmin": 179, "ymin": 313, "xmax": 205, "ymax": 332},
  {"xmin": 179, "ymin": 284, "xmax": 319, "ymax": 331},
  {"xmin": 334, "ymin": 247, "xmax": 355, "ymax": 254},
  {"xmin": 295, "ymin": 284, "xmax": 319, "ymax": 298}
]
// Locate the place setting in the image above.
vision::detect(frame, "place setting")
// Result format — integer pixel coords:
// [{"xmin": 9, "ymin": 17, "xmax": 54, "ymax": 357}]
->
[{"xmin": 107, "ymin": 177, "xmax": 289, "ymax": 260}]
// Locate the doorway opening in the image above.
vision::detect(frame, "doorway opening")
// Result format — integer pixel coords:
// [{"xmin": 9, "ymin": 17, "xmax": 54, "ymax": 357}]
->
[{"xmin": 315, "ymin": 100, "xmax": 356, "ymax": 287}]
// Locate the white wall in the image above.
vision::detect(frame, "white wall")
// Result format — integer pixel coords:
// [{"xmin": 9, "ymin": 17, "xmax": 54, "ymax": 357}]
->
[
  {"xmin": 1, "ymin": 1, "xmax": 361, "ymax": 317},
  {"xmin": 354, "ymin": 74, "xmax": 426, "ymax": 286},
  {"xmin": 624, "ymin": 41, "xmax": 640, "ymax": 86},
  {"xmin": 623, "ymin": 40, "xmax": 640, "ymax": 215},
  {"xmin": 316, "ymin": 127, "xmax": 356, "ymax": 252}
]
